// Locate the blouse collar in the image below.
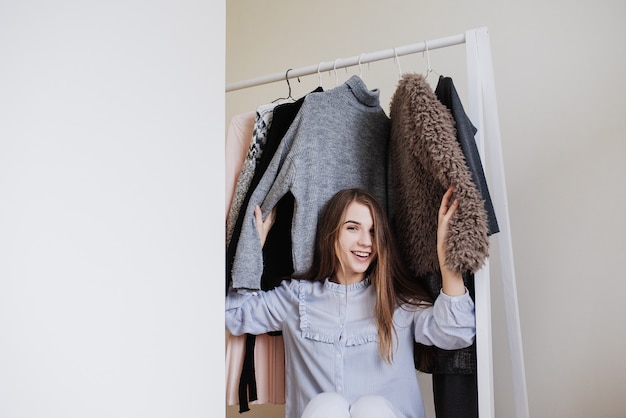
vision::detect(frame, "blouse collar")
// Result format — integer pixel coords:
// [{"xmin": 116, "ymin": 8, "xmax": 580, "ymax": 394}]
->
[{"xmin": 323, "ymin": 275, "xmax": 371, "ymax": 292}]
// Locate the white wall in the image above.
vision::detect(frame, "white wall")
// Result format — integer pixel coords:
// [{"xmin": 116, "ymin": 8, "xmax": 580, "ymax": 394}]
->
[
  {"xmin": 226, "ymin": 1, "xmax": 626, "ymax": 417},
  {"xmin": 0, "ymin": 1, "xmax": 224, "ymax": 417}
]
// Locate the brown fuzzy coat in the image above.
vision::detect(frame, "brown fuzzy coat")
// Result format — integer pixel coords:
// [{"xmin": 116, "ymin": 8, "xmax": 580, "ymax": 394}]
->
[{"xmin": 389, "ymin": 73, "xmax": 489, "ymax": 276}]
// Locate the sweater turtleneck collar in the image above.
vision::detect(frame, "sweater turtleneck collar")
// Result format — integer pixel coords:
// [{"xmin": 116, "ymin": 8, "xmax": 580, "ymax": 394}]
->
[{"xmin": 344, "ymin": 75, "xmax": 380, "ymax": 107}]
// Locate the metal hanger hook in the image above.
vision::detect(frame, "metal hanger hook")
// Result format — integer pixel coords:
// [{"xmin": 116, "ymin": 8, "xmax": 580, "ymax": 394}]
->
[
  {"xmin": 358, "ymin": 53, "xmax": 364, "ymax": 78},
  {"xmin": 285, "ymin": 69, "xmax": 293, "ymax": 97},
  {"xmin": 393, "ymin": 47, "xmax": 402, "ymax": 77},
  {"xmin": 317, "ymin": 62, "xmax": 324, "ymax": 87},
  {"xmin": 423, "ymin": 41, "xmax": 432, "ymax": 76}
]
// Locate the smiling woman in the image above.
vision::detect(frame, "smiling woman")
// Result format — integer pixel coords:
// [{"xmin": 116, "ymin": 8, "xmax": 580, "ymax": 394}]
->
[
  {"xmin": 225, "ymin": 187, "xmax": 475, "ymax": 418},
  {"xmin": 334, "ymin": 201, "xmax": 376, "ymax": 285}
]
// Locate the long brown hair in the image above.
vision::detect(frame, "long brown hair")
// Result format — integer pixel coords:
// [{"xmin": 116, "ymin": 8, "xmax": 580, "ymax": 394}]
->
[{"xmin": 296, "ymin": 188, "xmax": 432, "ymax": 363}]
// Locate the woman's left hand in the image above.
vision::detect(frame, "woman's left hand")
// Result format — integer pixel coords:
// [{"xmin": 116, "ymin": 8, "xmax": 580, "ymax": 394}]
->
[
  {"xmin": 437, "ymin": 186, "xmax": 465, "ymax": 296},
  {"xmin": 437, "ymin": 186, "xmax": 459, "ymax": 258}
]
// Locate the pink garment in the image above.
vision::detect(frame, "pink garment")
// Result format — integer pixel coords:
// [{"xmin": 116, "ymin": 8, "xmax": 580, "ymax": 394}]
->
[
  {"xmin": 225, "ymin": 111, "xmax": 286, "ymax": 405},
  {"xmin": 225, "ymin": 111, "xmax": 255, "ymax": 219},
  {"xmin": 225, "ymin": 333, "xmax": 286, "ymax": 405}
]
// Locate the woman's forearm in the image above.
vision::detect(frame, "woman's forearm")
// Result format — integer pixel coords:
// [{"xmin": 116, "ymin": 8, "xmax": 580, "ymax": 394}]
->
[{"xmin": 440, "ymin": 265, "xmax": 466, "ymax": 296}]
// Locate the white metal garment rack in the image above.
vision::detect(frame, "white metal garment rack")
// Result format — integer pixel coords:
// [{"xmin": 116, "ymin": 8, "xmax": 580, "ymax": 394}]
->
[{"xmin": 225, "ymin": 27, "xmax": 529, "ymax": 418}]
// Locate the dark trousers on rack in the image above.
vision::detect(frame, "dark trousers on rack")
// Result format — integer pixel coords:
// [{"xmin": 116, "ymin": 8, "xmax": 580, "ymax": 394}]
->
[{"xmin": 432, "ymin": 373, "xmax": 478, "ymax": 418}]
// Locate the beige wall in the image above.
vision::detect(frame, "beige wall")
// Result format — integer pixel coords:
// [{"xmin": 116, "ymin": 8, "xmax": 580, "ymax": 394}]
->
[{"xmin": 226, "ymin": 1, "xmax": 626, "ymax": 417}]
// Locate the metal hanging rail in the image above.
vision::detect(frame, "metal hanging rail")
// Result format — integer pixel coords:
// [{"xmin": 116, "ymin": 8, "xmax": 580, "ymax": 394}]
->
[{"xmin": 225, "ymin": 32, "xmax": 465, "ymax": 92}]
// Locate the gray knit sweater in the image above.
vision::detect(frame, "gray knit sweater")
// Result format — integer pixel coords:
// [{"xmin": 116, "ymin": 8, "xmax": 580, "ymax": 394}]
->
[{"xmin": 230, "ymin": 76, "xmax": 390, "ymax": 290}]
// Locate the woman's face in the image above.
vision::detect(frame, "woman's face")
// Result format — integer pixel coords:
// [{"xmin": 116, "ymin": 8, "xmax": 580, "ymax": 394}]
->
[{"xmin": 334, "ymin": 201, "xmax": 376, "ymax": 285}]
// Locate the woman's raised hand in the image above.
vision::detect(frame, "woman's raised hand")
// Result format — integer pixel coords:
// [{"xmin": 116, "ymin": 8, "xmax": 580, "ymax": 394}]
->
[
  {"xmin": 437, "ymin": 186, "xmax": 465, "ymax": 296},
  {"xmin": 437, "ymin": 186, "xmax": 459, "ymax": 263},
  {"xmin": 254, "ymin": 205, "xmax": 276, "ymax": 248}
]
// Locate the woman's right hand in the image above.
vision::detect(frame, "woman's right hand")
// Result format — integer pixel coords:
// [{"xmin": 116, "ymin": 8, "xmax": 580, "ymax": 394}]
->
[{"xmin": 254, "ymin": 205, "xmax": 276, "ymax": 248}]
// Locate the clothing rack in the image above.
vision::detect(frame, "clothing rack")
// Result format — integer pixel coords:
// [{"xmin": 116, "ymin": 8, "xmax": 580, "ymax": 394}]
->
[{"xmin": 225, "ymin": 27, "xmax": 529, "ymax": 418}]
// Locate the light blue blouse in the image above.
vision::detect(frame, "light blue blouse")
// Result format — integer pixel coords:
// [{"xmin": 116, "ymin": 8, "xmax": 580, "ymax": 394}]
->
[{"xmin": 225, "ymin": 278, "xmax": 475, "ymax": 418}]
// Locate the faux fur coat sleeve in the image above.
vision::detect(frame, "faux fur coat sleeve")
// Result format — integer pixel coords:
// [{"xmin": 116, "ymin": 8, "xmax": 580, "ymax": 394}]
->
[{"xmin": 389, "ymin": 73, "xmax": 489, "ymax": 276}]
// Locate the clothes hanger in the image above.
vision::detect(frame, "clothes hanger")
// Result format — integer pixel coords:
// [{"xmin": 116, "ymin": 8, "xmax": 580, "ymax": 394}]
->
[
  {"xmin": 423, "ymin": 40, "xmax": 441, "ymax": 80},
  {"xmin": 317, "ymin": 62, "xmax": 324, "ymax": 89},
  {"xmin": 358, "ymin": 54, "xmax": 363, "ymax": 78},
  {"xmin": 393, "ymin": 47, "xmax": 403, "ymax": 78},
  {"xmin": 333, "ymin": 58, "xmax": 340, "ymax": 87},
  {"xmin": 358, "ymin": 53, "xmax": 365, "ymax": 79},
  {"xmin": 357, "ymin": 52, "xmax": 372, "ymax": 81},
  {"xmin": 272, "ymin": 69, "xmax": 299, "ymax": 103}
]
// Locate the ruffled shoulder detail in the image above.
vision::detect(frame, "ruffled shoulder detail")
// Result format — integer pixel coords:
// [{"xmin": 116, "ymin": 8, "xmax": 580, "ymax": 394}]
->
[
  {"xmin": 298, "ymin": 279, "xmax": 336, "ymax": 344},
  {"xmin": 345, "ymin": 333, "xmax": 378, "ymax": 346},
  {"xmin": 297, "ymin": 280, "xmax": 309, "ymax": 334},
  {"xmin": 301, "ymin": 330, "xmax": 335, "ymax": 344},
  {"xmin": 297, "ymin": 277, "xmax": 379, "ymax": 346}
]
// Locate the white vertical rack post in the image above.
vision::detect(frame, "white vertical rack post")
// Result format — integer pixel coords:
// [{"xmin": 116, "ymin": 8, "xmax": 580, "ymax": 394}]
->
[
  {"xmin": 465, "ymin": 27, "xmax": 530, "ymax": 418},
  {"xmin": 465, "ymin": 28, "xmax": 496, "ymax": 418},
  {"xmin": 225, "ymin": 27, "xmax": 529, "ymax": 418}
]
